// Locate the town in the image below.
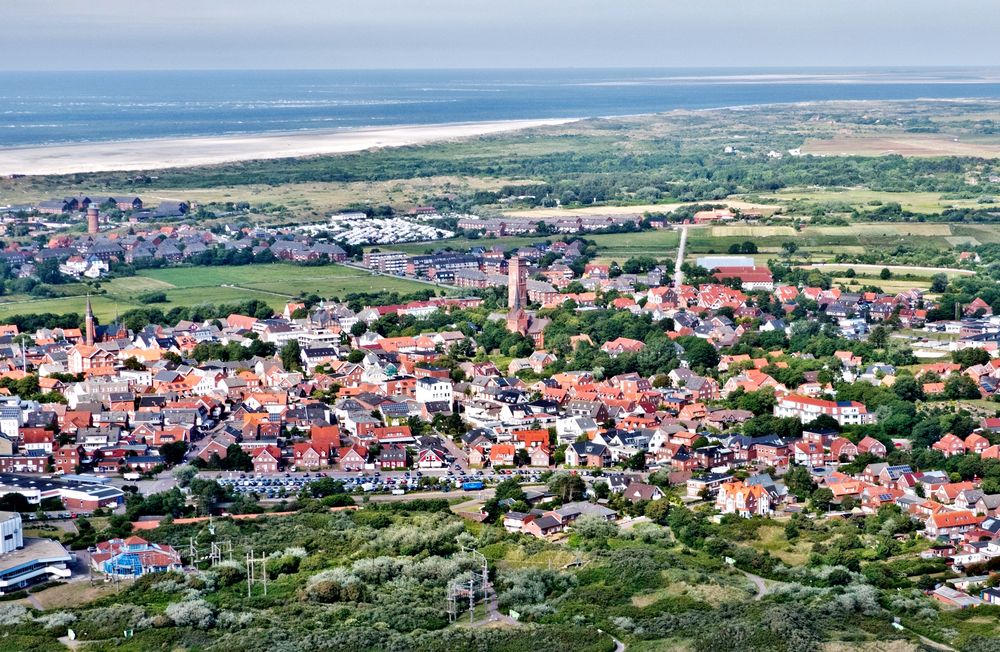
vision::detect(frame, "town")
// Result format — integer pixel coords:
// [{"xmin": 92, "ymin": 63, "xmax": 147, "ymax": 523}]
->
[{"xmin": 0, "ymin": 199, "xmax": 995, "ymax": 632}]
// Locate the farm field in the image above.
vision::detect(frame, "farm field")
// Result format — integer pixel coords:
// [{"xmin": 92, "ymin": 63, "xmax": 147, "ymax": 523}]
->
[{"xmin": 0, "ymin": 263, "xmax": 434, "ymax": 321}]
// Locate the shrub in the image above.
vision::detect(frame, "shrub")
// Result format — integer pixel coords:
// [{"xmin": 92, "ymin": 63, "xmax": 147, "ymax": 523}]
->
[
  {"xmin": 34, "ymin": 611, "xmax": 76, "ymax": 630},
  {"xmin": 0, "ymin": 603, "xmax": 28, "ymax": 626},
  {"xmin": 165, "ymin": 599, "xmax": 215, "ymax": 629},
  {"xmin": 214, "ymin": 561, "xmax": 246, "ymax": 587}
]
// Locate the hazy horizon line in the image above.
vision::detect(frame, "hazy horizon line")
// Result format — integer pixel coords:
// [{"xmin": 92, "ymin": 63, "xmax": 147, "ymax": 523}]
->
[{"xmin": 3, "ymin": 65, "xmax": 1000, "ymax": 74}]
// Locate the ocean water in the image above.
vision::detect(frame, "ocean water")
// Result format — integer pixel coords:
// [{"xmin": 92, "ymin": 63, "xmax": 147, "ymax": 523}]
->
[{"xmin": 3, "ymin": 68, "xmax": 1000, "ymax": 148}]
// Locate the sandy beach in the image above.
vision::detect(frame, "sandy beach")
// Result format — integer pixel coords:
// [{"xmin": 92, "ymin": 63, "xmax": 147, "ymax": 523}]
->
[{"xmin": 0, "ymin": 118, "xmax": 576, "ymax": 177}]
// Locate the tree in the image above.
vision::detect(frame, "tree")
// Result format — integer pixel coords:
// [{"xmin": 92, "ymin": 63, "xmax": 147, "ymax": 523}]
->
[
  {"xmin": 0, "ymin": 493, "xmax": 30, "ymax": 512},
  {"xmin": 644, "ymin": 499, "xmax": 671, "ymax": 524},
  {"xmin": 623, "ymin": 450, "xmax": 646, "ymax": 471},
  {"xmin": 548, "ymin": 473, "xmax": 586, "ymax": 502},
  {"xmin": 678, "ymin": 336, "xmax": 719, "ymax": 370},
  {"xmin": 159, "ymin": 441, "xmax": 188, "ymax": 467},
  {"xmin": 172, "ymin": 464, "xmax": 197, "ymax": 487},
  {"xmin": 781, "ymin": 241, "xmax": 798, "ymax": 256},
  {"xmin": 280, "ymin": 340, "xmax": 302, "ymax": 371},
  {"xmin": 892, "ymin": 374, "xmax": 924, "ymax": 402},
  {"xmin": 868, "ymin": 325, "xmax": 889, "ymax": 349},
  {"xmin": 930, "ymin": 273, "xmax": 948, "ymax": 293},
  {"xmin": 122, "ymin": 356, "xmax": 146, "ymax": 371},
  {"xmin": 308, "ymin": 477, "xmax": 346, "ymax": 498},
  {"xmin": 784, "ymin": 465, "xmax": 814, "ymax": 500},
  {"xmin": 494, "ymin": 477, "xmax": 527, "ymax": 503},
  {"xmin": 810, "ymin": 487, "xmax": 834, "ymax": 512},
  {"xmin": 223, "ymin": 444, "xmax": 253, "ymax": 471},
  {"xmin": 944, "ymin": 373, "xmax": 981, "ymax": 400},
  {"xmin": 879, "ymin": 267, "xmax": 892, "ymax": 280},
  {"xmin": 592, "ymin": 481, "xmax": 610, "ymax": 500},
  {"xmin": 953, "ymin": 347, "xmax": 991, "ymax": 368}
]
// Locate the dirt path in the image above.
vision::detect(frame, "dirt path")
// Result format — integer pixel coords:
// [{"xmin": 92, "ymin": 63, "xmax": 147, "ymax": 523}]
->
[{"xmin": 740, "ymin": 570, "xmax": 772, "ymax": 601}]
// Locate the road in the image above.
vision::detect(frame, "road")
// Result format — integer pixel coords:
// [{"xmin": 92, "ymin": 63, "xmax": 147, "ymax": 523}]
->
[
  {"xmin": 438, "ymin": 433, "xmax": 470, "ymax": 471},
  {"xmin": 673, "ymin": 225, "xmax": 688, "ymax": 292}
]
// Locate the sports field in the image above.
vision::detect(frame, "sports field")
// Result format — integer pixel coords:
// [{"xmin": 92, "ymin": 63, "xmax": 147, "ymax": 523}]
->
[{"xmin": 0, "ymin": 264, "xmax": 434, "ymax": 321}]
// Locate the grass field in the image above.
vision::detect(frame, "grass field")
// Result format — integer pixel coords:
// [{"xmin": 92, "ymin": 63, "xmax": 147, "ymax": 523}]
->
[
  {"xmin": 800, "ymin": 133, "xmax": 1000, "ymax": 158},
  {"xmin": 801, "ymin": 263, "xmax": 973, "ymax": 277},
  {"xmin": 711, "ymin": 225, "xmax": 797, "ymax": 238},
  {"xmin": 762, "ymin": 188, "xmax": 996, "ymax": 214},
  {"xmin": 0, "ymin": 263, "xmax": 434, "ymax": 321},
  {"xmin": 387, "ymin": 217, "xmax": 970, "ymax": 267},
  {"xmin": 502, "ymin": 199, "xmax": 781, "ymax": 219},
  {"xmin": 835, "ymin": 278, "xmax": 933, "ymax": 294}
]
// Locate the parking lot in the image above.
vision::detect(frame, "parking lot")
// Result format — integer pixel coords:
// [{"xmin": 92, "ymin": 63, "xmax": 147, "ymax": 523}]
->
[{"xmin": 215, "ymin": 466, "xmax": 553, "ymax": 498}]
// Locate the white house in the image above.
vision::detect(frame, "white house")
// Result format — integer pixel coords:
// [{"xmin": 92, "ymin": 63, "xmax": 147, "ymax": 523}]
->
[
  {"xmin": 773, "ymin": 394, "xmax": 875, "ymax": 426},
  {"xmin": 415, "ymin": 377, "xmax": 453, "ymax": 404}
]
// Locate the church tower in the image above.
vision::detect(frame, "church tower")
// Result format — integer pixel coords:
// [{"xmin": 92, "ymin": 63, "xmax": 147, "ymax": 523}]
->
[{"xmin": 507, "ymin": 256, "xmax": 527, "ymax": 310}]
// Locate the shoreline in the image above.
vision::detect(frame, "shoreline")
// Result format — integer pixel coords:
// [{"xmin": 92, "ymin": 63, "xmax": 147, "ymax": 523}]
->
[{"xmin": 0, "ymin": 118, "xmax": 579, "ymax": 177}]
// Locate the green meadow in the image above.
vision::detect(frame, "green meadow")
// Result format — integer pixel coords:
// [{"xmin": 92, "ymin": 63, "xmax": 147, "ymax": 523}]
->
[{"xmin": 0, "ymin": 263, "xmax": 433, "ymax": 321}]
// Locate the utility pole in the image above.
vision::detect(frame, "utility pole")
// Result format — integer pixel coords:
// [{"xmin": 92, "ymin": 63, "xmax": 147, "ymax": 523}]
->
[
  {"xmin": 246, "ymin": 548, "xmax": 253, "ymax": 598},
  {"xmin": 245, "ymin": 548, "xmax": 268, "ymax": 596}
]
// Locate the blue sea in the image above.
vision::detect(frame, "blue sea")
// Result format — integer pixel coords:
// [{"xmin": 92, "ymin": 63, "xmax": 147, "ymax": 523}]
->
[{"xmin": 3, "ymin": 68, "xmax": 1000, "ymax": 148}]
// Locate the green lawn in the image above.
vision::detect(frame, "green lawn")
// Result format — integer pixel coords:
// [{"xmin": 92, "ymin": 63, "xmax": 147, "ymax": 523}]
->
[{"xmin": 0, "ymin": 263, "xmax": 434, "ymax": 321}]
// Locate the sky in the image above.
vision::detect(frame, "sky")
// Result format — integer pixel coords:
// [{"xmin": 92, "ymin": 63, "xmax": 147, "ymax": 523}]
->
[{"xmin": 3, "ymin": 0, "xmax": 999, "ymax": 71}]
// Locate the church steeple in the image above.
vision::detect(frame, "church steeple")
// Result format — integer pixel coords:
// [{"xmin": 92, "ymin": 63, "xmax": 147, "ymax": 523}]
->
[{"xmin": 85, "ymin": 295, "xmax": 95, "ymax": 346}]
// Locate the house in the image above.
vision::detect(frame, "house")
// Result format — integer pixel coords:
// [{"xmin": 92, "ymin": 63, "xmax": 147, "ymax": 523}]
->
[
  {"xmin": 622, "ymin": 482, "xmax": 665, "ymax": 503},
  {"xmin": 966, "ymin": 433, "xmax": 990, "ymax": 455},
  {"xmin": 91, "ymin": 535, "xmax": 182, "ymax": 577},
  {"xmin": 379, "ymin": 444, "xmax": 408, "ymax": 470},
  {"xmin": 600, "ymin": 337, "xmax": 646, "ymax": 357},
  {"xmin": 292, "ymin": 443, "xmax": 328, "ymax": 469},
  {"xmin": 337, "ymin": 445, "xmax": 368, "ymax": 470},
  {"xmin": 829, "ymin": 437, "xmax": 858, "ymax": 461},
  {"xmin": 489, "ymin": 443, "xmax": 516, "ymax": 467},
  {"xmin": 716, "ymin": 480, "xmax": 773, "ymax": 517},
  {"xmin": 669, "ymin": 368, "xmax": 720, "ymax": 400},
  {"xmin": 686, "ymin": 472, "xmax": 733, "ymax": 499},
  {"xmin": 501, "ymin": 511, "xmax": 535, "ymax": 533},
  {"xmin": 857, "ymin": 436, "xmax": 887, "ymax": 457},
  {"xmin": 773, "ymin": 394, "xmax": 875, "ymax": 426},
  {"xmin": 924, "ymin": 510, "xmax": 982, "ymax": 538},
  {"xmin": 416, "ymin": 447, "xmax": 448, "ymax": 469},
  {"xmin": 414, "ymin": 377, "xmax": 453, "ymax": 404},
  {"xmin": 932, "ymin": 433, "xmax": 967, "ymax": 458},
  {"xmin": 54, "ymin": 445, "xmax": 82, "ymax": 474},
  {"xmin": 930, "ymin": 586, "xmax": 983, "ymax": 609},
  {"xmin": 251, "ymin": 446, "xmax": 281, "ymax": 474},
  {"xmin": 564, "ymin": 441, "xmax": 610, "ymax": 468},
  {"xmin": 528, "ymin": 446, "xmax": 551, "ymax": 468},
  {"xmin": 523, "ymin": 514, "xmax": 564, "ymax": 538}
]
